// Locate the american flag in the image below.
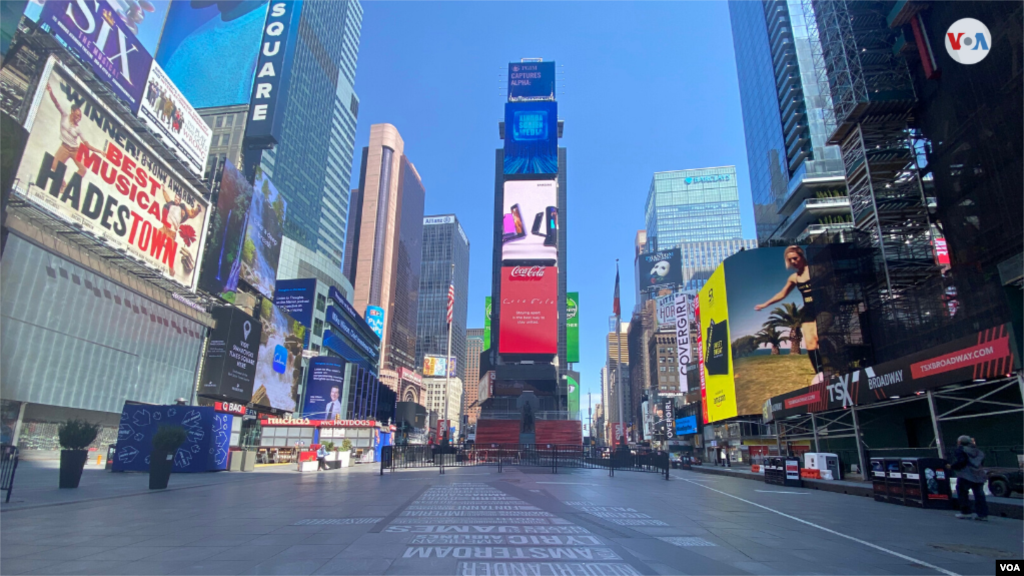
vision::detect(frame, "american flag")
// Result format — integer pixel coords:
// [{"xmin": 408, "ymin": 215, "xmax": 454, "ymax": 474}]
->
[{"xmin": 447, "ymin": 283, "xmax": 455, "ymax": 324}]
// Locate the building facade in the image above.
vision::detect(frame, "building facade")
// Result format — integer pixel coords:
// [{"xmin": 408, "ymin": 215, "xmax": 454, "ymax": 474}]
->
[
  {"xmin": 729, "ymin": 0, "xmax": 847, "ymax": 242},
  {"xmin": 415, "ymin": 215, "xmax": 470, "ymax": 381},
  {"xmin": 464, "ymin": 329, "xmax": 485, "ymax": 426},
  {"xmin": 182, "ymin": 2, "xmax": 364, "ymax": 272},
  {"xmin": 644, "ymin": 167, "xmax": 742, "ymax": 250},
  {"xmin": 424, "ymin": 376, "xmax": 463, "ymax": 436},
  {"xmin": 346, "ymin": 124, "xmax": 426, "ymax": 375},
  {"xmin": 678, "ymin": 239, "xmax": 759, "ymax": 292}
]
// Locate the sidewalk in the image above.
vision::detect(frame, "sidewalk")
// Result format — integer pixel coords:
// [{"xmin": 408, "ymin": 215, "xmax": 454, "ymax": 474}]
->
[
  {"xmin": 689, "ymin": 464, "xmax": 1024, "ymax": 519},
  {"xmin": 0, "ymin": 459, "xmax": 378, "ymax": 512}
]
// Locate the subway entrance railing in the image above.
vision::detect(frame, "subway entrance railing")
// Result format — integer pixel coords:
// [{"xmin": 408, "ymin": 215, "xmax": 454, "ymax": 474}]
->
[{"xmin": 380, "ymin": 444, "xmax": 669, "ymax": 479}]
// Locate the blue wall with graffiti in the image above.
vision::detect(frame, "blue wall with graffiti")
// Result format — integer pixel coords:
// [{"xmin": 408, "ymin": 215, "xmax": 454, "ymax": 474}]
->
[{"xmin": 113, "ymin": 404, "xmax": 231, "ymax": 472}]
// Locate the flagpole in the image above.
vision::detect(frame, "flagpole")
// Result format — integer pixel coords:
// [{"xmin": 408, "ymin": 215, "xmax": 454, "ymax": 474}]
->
[
  {"xmin": 444, "ymin": 263, "xmax": 454, "ymax": 439},
  {"xmin": 615, "ymin": 259, "xmax": 625, "ymax": 448}
]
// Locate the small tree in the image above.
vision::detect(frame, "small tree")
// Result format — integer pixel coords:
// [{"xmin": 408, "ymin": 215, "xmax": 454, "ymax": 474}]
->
[
  {"xmin": 58, "ymin": 420, "xmax": 101, "ymax": 450},
  {"xmin": 341, "ymin": 439, "xmax": 353, "ymax": 453},
  {"xmin": 152, "ymin": 426, "xmax": 187, "ymax": 454}
]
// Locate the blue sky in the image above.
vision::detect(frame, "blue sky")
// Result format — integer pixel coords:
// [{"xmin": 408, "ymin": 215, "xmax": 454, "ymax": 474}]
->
[{"xmin": 353, "ymin": 2, "xmax": 755, "ymax": 416}]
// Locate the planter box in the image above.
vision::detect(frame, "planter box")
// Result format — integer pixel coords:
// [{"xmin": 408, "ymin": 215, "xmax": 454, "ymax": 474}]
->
[
  {"xmin": 59, "ymin": 450, "xmax": 89, "ymax": 489},
  {"xmin": 149, "ymin": 451, "xmax": 174, "ymax": 489},
  {"xmin": 241, "ymin": 450, "xmax": 257, "ymax": 472}
]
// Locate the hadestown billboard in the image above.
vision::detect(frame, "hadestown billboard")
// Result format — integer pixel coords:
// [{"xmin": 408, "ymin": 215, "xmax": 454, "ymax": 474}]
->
[{"xmin": 13, "ymin": 58, "xmax": 210, "ymax": 291}]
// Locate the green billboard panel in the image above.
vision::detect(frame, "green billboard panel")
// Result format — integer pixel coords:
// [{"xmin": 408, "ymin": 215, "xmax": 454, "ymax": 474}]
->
[
  {"xmin": 567, "ymin": 371, "xmax": 580, "ymax": 420},
  {"xmin": 567, "ymin": 292, "xmax": 579, "ymax": 363},
  {"xmin": 484, "ymin": 297, "xmax": 492, "ymax": 351}
]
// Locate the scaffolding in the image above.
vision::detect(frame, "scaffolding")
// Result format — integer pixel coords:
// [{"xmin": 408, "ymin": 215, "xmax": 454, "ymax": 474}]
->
[{"xmin": 806, "ymin": 0, "xmax": 937, "ymax": 320}]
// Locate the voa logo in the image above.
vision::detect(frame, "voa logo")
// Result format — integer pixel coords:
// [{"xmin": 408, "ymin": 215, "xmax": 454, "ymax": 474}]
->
[{"xmin": 945, "ymin": 18, "xmax": 991, "ymax": 65}]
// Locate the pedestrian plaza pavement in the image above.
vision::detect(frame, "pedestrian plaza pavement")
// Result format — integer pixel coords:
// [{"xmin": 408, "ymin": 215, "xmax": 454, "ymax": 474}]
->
[{"xmin": 1, "ymin": 460, "xmax": 1020, "ymax": 575}]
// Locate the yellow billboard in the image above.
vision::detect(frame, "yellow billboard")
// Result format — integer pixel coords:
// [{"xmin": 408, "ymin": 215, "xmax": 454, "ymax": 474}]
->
[{"xmin": 699, "ymin": 263, "xmax": 735, "ymax": 423}]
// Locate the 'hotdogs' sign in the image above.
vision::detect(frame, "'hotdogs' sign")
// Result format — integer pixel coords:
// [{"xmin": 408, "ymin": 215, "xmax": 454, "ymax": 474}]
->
[{"xmin": 15, "ymin": 58, "xmax": 209, "ymax": 290}]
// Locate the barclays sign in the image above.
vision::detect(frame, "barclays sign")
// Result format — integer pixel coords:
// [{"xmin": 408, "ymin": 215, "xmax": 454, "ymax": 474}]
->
[{"xmin": 685, "ymin": 175, "xmax": 731, "ymax": 184}]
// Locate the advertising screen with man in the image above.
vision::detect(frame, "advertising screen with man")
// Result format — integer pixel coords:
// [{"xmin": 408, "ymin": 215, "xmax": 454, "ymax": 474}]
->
[{"xmin": 303, "ymin": 356, "xmax": 346, "ymax": 419}]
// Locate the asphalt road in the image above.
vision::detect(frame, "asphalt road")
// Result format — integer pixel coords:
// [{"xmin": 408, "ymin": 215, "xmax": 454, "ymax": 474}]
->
[{"xmin": 1, "ymin": 463, "xmax": 1020, "ymax": 575}]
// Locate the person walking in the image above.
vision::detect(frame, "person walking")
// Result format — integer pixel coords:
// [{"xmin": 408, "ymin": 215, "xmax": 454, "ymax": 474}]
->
[
  {"xmin": 316, "ymin": 444, "xmax": 328, "ymax": 472},
  {"xmin": 949, "ymin": 435, "xmax": 988, "ymax": 521}
]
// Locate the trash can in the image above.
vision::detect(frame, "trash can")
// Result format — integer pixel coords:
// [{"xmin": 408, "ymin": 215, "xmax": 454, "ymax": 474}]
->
[
  {"xmin": 870, "ymin": 458, "xmax": 887, "ymax": 502},
  {"xmin": 885, "ymin": 458, "xmax": 904, "ymax": 505},
  {"xmin": 783, "ymin": 456, "xmax": 803, "ymax": 488},
  {"xmin": 902, "ymin": 457, "xmax": 952, "ymax": 509}
]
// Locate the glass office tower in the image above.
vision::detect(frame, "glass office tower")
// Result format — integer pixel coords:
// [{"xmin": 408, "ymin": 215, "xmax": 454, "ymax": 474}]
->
[
  {"xmin": 729, "ymin": 0, "xmax": 847, "ymax": 243},
  {"xmin": 644, "ymin": 166, "xmax": 742, "ymax": 250},
  {"xmin": 415, "ymin": 215, "xmax": 471, "ymax": 381}
]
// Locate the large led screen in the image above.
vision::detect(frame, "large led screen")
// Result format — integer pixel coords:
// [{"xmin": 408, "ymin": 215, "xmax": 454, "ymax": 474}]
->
[
  {"xmin": 498, "ymin": 265, "xmax": 558, "ymax": 355},
  {"xmin": 423, "ymin": 355, "xmax": 456, "ymax": 378},
  {"xmin": 252, "ymin": 298, "xmax": 305, "ymax": 413},
  {"xmin": 638, "ymin": 249, "xmax": 683, "ymax": 293},
  {"xmin": 501, "ymin": 180, "xmax": 558, "ymax": 263},
  {"xmin": 199, "ymin": 306, "xmax": 261, "ymax": 403},
  {"xmin": 239, "ymin": 168, "xmax": 285, "ymax": 299},
  {"xmin": 197, "ymin": 160, "xmax": 252, "ymax": 301},
  {"xmin": 698, "ymin": 246, "xmax": 824, "ymax": 423},
  {"xmin": 154, "ymin": 0, "xmax": 268, "ymax": 109},
  {"xmin": 36, "ymin": 0, "xmax": 154, "ymax": 113},
  {"xmin": 508, "ymin": 61, "xmax": 555, "ymax": 101},
  {"xmin": 15, "ymin": 59, "xmax": 209, "ymax": 290},
  {"xmin": 302, "ymin": 356, "xmax": 346, "ymax": 419},
  {"xmin": 504, "ymin": 101, "xmax": 558, "ymax": 175}
]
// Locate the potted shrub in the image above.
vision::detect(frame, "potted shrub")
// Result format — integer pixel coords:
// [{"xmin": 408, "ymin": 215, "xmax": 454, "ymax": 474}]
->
[
  {"xmin": 58, "ymin": 419, "xmax": 101, "ymax": 488},
  {"xmin": 150, "ymin": 426, "xmax": 186, "ymax": 490},
  {"xmin": 340, "ymin": 439, "xmax": 353, "ymax": 468}
]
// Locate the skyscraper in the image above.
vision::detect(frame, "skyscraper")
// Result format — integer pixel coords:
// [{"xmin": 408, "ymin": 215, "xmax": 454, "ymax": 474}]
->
[
  {"xmin": 729, "ymin": 0, "xmax": 848, "ymax": 243},
  {"xmin": 464, "ymin": 329, "xmax": 484, "ymax": 426},
  {"xmin": 416, "ymin": 215, "xmax": 471, "ymax": 379},
  {"xmin": 174, "ymin": 1, "xmax": 363, "ymax": 275},
  {"xmin": 346, "ymin": 124, "xmax": 426, "ymax": 377},
  {"xmin": 644, "ymin": 166, "xmax": 742, "ymax": 250},
  {"xmin": 678, "ymin": 239, "xmax": 758, "ymax": 292}
]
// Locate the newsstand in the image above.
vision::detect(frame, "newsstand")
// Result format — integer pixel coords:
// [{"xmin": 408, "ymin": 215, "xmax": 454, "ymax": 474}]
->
[
  {"xmin": 764, "ymin": 456, "xmax": 803, "ymax": 487},
  {"xmin": 871, "ymin": 458, "xmax": 887, "ymax": 502},
  {"xmin": 885, "ymin": 458, "xmax": 905, "ymax": 505}
]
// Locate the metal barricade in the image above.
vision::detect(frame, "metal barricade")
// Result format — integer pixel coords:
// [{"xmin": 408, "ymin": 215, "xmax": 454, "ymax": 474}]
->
[{"xmin": 1, "ymin": 444, "xmax": 20, "ymax": 503}]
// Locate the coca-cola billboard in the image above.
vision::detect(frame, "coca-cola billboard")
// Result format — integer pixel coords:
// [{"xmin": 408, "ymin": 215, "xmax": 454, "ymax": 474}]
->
[{"xmin": 499, "ymin": 266, "xmax": 558, "ymax": 355}]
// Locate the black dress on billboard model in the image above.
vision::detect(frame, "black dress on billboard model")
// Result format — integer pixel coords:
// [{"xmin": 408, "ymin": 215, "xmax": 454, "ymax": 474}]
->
[{"xmin": 705, "ymin": 320, "xmax": 729, "ymax": 376}]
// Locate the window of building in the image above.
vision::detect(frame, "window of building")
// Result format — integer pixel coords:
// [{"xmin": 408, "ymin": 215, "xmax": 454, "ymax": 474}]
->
[
  {"xmin": 316, "ymin": 294, "xmax": 327, "ymax": 312},
  {"xmin": 224, "ymin": 115, "xmax": 234, "ymax": 127},
  {"xmin": 313, "ymin": 319, "xmax": 324, "ymax": 337},
  {"xmin": 215, "ymin": 116, "xmax": 224, "ymax": 128}
]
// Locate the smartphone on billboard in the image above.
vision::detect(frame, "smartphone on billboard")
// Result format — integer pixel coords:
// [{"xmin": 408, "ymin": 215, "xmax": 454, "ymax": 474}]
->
[
  {"xmin": 511, "ymin": 204, "xmax": 525, "ymax": 237},
  {"xmin": 531, "ymin": 212, "xmax": 544, "ymax": 236},
  {"xmin": 544, "ymin": 207, "xmax": 558, "ymax": 247}
]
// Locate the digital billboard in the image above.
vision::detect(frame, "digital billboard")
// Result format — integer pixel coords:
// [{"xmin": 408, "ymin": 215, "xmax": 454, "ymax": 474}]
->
[
  {"xmin": 501, "ymin": 180, "xmax": 557, "ymax": 263},
  {"xmin": 15, "ymin": 59, "xmax": 209, "ymax": 290},
  {"xmin": 423, "ymin": 355, "xmax": 457, "ymax": 378},
  {"xmin": 154, "ymin": 0, "xmax": 268, "ymax": 109},
  {"xmin": 675, "ymin": 415, "xmax": 697, "ymax": 436},
  {"xmin": 365, "ymin": 305, "xmax": 385, "ymax": 339},
  {"xmin": 566, "ymin": 292, "xmax": 579, "ymax": 363},
  {"xmin": 504, "ymin": 101, "xmax": 558, "ymax": 175},
  {"xmin": 483, "ymin": 297, "xmax": 492, "ymax": 351},
  {"xmin": 273, "ymin": 278, "xmax": 316, "ymax": 330},
  {"xmin": 197, "ymin": 159, "xmax": 252, "ymax": 300},
  {"xmin": 698, "ymin": 246, "xmax": 827, "ymax": 423},
  {"xmin": 199, "ymin": 306, "xmax": 261, "ymax": 403},
  {"xmin": 508, "ymin": 61, "xmax": 555, "ymax": 101},
  {"xmin": 27, "ymin": 1, "xmax": 175, "ymax": 55},
  {"xmin": 137, "ymin": 62, "xmax": 212, "ymax": 178},
  {"xmin": 638, "ymin": 249, "xmax": 683, "ymax": 293},
  {"xmin": 252, "ymin": 298, "xmax": 305, "ymax": 413},
  {"xmin": 656, "ymin": 293, "xmax": 676, "ymax": 330},
  {"xmin": 302, "ymin": 356, "xmax": 346, "ymax": 419},
  {"xmin": 243, "ymin": 0, "xmax": 302, "ymax": 148},
  {"xmin": 498, "ymin": 265, "xmax": 558, "ymax": 355},
  {"xmin": 239, "ymin": 168, "xmax": 285, "ymax": 299},
  {"xmin": 36, "ymin": 0, "xmax": 154, "ymax": 113},
  {"xmin": 566, "ymin": 371, "xmax": 580, "ymax": 419}
]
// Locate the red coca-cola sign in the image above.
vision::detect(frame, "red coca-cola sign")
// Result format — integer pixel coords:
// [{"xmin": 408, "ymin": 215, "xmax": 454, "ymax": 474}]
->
[
  {"xmin": 510, "ymin": 266, "xmax": 546, "ymax": 279},
  {"xmin": 499, "ymin": 266, "xmax": 557, "ymax": 355}
]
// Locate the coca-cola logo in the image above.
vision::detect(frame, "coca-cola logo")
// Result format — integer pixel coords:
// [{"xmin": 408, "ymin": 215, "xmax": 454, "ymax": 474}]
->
[{"xmin": 510, "ymin": 266, "xmax": 546, "ymax": 279}]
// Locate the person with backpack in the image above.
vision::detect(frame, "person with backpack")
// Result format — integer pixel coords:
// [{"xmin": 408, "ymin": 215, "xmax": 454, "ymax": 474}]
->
[{"xmin": 949, "ymin": 435, "xmax": 989, "ymax": 521}]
